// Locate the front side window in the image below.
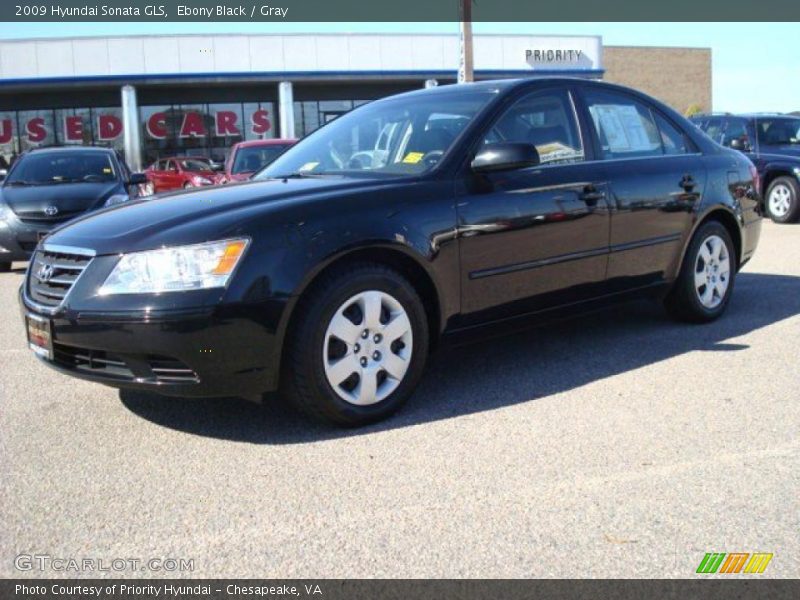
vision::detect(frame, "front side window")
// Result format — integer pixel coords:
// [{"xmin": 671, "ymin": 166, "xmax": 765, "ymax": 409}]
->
[
  {"xmin": 256, "ymin": 90, "xmax": 497, "ymax": 179},
  {"xmin": 482, "ymin": 89, "xmax": 584, "ymax": 165},
  {"xmin": 5, "ymin": 151, "xmax": 116, "ymax": 185},
  {"xmin": 584, "ymin": 90, "xmax": 663, "ymax": 159},
  {"xmin": 180, "ymin": 159, "xmax": 213, "ymax": 172}
]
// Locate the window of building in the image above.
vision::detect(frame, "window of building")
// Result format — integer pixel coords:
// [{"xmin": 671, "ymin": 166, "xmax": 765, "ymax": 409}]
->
[
  {"xmin": 55, "ymin": 108, "xmax": 92, "ymax": 146},
  {"xmin": 18, "ymin": 110, "xmax": 56, "ymax": 152},
  {"xmin": 0, "ymin": 111, "xmax": 18, "ymax": 169}
]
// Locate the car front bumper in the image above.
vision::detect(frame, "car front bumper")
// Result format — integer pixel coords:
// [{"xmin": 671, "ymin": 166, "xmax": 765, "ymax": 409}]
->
[
  {"xmin": 19, "ymin": 285, "xmax": 284, "ymax": 398},
  {"xmin": 0, "ymin": 215, "xmax": 56, "ymax": 262}
]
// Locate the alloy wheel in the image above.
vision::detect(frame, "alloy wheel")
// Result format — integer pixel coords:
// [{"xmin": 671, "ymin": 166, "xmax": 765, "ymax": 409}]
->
[
  {"xmin": 322, "ymin": 290, "xmax": 413, "ymax": 406},
  {"xmin": 768, "ymin": 183, "xmax": 793, "ymax": 218},
  {"xmin": 694, "ymin": 234, "xmax": 731, "ymax": 309}
]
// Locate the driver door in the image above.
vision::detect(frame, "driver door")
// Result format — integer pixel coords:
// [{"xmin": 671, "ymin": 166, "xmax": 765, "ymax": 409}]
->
[{"xmin": 456, "ymin": 86, "xmax": 611, "ymax": 323}]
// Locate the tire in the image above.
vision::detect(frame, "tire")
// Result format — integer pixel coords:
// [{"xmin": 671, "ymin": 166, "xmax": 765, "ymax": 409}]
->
[
  {"xmin": 183, "ymin": 182, "xmax": 193, "ymax": 189},
  {"xmin": 285, "ymin": 263, "xmax": 429, "ymax": 427},
  {"xmin": 765, "ymin": 176, "xmax": 800, "ymax": 223},
  {"xmin": 0, "ymin": 261, "xmax": 10, "ymax": 272},
  {"xmin": 665, "ymin": 220, "xmax": 736, "ymax": 323}
]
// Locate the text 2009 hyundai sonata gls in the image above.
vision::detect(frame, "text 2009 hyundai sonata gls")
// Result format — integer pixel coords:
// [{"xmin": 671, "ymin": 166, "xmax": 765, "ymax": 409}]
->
[{"xmin": 20, "ymin": 78, "xmax": 762, "ymax": 426}]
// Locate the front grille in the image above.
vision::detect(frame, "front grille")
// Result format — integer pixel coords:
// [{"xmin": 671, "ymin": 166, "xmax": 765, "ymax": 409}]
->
[
  {"xmin": 27, "ymin": 248, "xmax": 92, "ymax": 308},
  {"xmin": 14, "ymin": 209, "xmax": 85, "ymax": 224},
  {"xmin": 53, "ymin": 345, "xmax": 134, "ymax": 379},
  {"xmin": 147, "ymin": 356, "xmax": 199, "ymax": 383},
  {"xmin": 52, "ymin": 344, "xmax": 199, "ymax": 384}
]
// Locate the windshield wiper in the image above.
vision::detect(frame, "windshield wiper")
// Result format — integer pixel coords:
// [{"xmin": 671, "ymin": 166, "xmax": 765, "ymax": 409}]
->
[
  {"xmin": 271, "ymin": 171, "xmax": 330, "ymax": 180},
  {"xmin": 4, "ymin": 180, "xmax": 34, "ymax": 186}
]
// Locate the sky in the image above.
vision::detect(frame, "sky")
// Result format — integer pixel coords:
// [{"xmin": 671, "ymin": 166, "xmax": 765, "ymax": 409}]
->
[{"xmin": 3, "ymin": 22, "xmax": 798, "ymax": 113}]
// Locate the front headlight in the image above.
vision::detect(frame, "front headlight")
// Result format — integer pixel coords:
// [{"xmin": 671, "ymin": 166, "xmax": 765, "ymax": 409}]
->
[
  {"xmin": 98, "ymin": 238, "xmax": 249, "ymax": 295},
  {"xmin": 192, "ymin": 176, "xmax": 213, "ymax": 186},
  {"xmin": 104, "ymin": 194, "xmax": 129, "ymax": 207}
]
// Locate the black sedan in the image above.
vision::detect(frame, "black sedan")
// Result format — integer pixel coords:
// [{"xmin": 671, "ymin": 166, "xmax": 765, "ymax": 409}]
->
[
  {"xmin": 19, "ymin": 78, "xmax": 762, "ymax": 426},
  {"xmin": 0, "ymin": 146, "xmax": 147, "ymax": 270}
]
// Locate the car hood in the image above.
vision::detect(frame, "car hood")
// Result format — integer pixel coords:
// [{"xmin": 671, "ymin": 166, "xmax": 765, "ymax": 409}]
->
[
  {"xmin": 0, "ymin": 181, "xmax": 121, "ymax": 217},
  {"xmin": 44, "ymin": 176, "xmax": 399, "ymax": 255}
]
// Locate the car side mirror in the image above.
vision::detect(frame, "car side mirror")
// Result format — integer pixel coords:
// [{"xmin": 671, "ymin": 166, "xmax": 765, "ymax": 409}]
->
[
  {"xmin": 471, "ymin": 143, "xmax": 540, "ymax": 173},
  {"xmin": 729, "ymin": 138, "xmax": 750, "ymax": 152},
  {"xmin": 128, "ymin": 172, "xmax": 148, "ymax": 185}
]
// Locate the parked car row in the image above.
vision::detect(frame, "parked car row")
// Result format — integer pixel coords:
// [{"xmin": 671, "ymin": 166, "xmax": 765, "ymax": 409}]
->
[
  {"xmin": 143, "ymin": 138, "xmax": 296, "ymax": 193},
  {"xmin": 16, "ymin": 78, "xmax": 762, "ymax": 427},
  {"xmin": 690, "ymin": 112, "xmax": 800, "ymax": 223}
]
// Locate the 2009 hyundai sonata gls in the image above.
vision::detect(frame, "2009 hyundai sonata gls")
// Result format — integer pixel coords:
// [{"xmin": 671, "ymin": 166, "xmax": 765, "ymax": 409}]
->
[{"xmin": 20, "ymin": 78, "xmax": 762, "ymax": 426}]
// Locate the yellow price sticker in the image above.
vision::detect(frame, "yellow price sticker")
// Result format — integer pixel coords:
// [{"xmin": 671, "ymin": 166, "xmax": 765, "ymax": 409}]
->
[
  {"xmin": 298, "ymin": 161, "xmax": 319, "ymax": 172},
  {"xmin": 402, "ymin": 152, "xmax": 425, "ymax": 164}
]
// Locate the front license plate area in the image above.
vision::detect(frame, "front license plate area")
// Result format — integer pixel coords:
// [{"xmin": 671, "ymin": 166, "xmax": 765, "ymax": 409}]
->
[{"xmin": 26, "ymin": 314, "xmax": 53, "ymax": 360}]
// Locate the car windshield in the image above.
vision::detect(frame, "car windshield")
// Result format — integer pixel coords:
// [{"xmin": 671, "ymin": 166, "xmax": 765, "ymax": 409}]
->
[
  {"xmin": 255, "ymin": 90, "xmax": 497, "ymax": 179},
  {"xmin": 5, "ymin": 151, "xmax": 116, "ymax": 185},
  {"xmin": 180, "ymin": 159, "xmax": 213, "ymax": 172},
  {"xmin": 232, "ymin": 145, "xmax": 290, "ymax": 174},
  {"xmin": 756, "ymin": 118, "xmax": 800, "ymax": 145}
]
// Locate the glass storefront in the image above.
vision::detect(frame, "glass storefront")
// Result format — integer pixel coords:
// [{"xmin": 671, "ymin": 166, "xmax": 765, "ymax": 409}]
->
[{"xmin": 0, "ymin": 97, "xmax": 369, "ymax": 169}]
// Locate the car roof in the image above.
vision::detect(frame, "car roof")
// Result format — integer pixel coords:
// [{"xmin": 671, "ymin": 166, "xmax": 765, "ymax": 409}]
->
[
  {"xmin": 27, "ymin": 145, "xmax": 115, "ymax": 155},
  {"xmin": 234, "ymin": 139, "xmax": 297, "ymax": 149},
  {"xmin": 159, "ymin": 156, "xmax": 210, "ymax": 161}
]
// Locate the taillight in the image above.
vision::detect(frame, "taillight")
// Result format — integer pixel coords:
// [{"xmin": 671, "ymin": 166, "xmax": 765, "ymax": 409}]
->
[{"xmin": 749, "ymin": 164, "xmax": 760, "ymax": 195}]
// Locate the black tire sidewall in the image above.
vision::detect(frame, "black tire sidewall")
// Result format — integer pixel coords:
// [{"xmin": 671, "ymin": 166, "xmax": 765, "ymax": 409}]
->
[
  {"xmin": 291, "ymin": 266, "xmax": 429, "ymax": 426},
  {"xmin": 765, "ymin": 176, "xmax": 800, "ymax": 223},
  {"xmin": 676, "ymin": 221, "xmax": 736, "ymax": 321}
]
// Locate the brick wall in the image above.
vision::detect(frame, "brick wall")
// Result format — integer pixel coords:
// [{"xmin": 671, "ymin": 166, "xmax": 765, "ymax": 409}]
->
[{"xmin": 603, "ymin": 46, "xmax": 712, "ymax": 116}]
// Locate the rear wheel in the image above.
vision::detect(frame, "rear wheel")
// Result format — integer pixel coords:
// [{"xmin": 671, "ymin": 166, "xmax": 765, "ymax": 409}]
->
[
  {"xmin": 285, "ymin": 264, "xmax": 429, "ymax": 427},
  {"xmin": 765, "ymin": 176, "xmax": 800, "ymax": 223},
  {"xmin": 665, "ymin": 220, "xmax": 736, "ymax": 323}
]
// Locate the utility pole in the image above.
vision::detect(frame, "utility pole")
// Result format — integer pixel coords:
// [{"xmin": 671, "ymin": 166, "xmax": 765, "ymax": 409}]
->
[{"xmin": 457, "ymin": 0, "xmax": 474, "ymax": 83}]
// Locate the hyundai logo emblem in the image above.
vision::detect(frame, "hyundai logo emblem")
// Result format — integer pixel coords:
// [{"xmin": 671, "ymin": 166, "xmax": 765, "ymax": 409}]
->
[
  {"xmin": 44, "ymin": 206, "xmax": 59, "ymax": 217},
  {"xmin": 36, "ymin": 263, "xmax": 54, "ymax": 283}
]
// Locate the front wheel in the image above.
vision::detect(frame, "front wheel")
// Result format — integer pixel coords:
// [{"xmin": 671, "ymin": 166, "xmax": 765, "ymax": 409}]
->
[
  {"xmin": 285, "ymin": 264, "xmax": 429, "ymax": 427},
  {"xmin": 765, "ymin": 176, "xmax": 800, "ymax": 223},
  {"xmin": 665, "ymin": 220, "xmax": 736, "ymax": 323}
]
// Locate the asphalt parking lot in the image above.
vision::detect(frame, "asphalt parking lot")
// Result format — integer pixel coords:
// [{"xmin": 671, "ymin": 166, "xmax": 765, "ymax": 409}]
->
[{"xmin": 1, "ymin": 221, "xmax": 798, "ymax": 579}]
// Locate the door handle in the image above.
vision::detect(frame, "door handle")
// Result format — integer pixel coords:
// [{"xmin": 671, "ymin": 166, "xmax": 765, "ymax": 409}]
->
[
  {"xmin": 581, "ymin": 185, "xmax": 605, "ymax": 206},
  {"xmin": 680, "ymin": 174, "xmax": 696, "ymax": 191}
]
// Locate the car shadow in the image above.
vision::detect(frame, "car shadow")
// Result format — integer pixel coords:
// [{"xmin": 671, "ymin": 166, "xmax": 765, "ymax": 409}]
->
[{"xmin": 120, "ymin": 271, "xmax": 800, "ymax": 444}]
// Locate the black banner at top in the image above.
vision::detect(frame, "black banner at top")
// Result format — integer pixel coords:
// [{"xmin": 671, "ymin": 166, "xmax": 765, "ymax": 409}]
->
[{"xmin": 2, "ymin": 0, "xmax": 800, "ymax": 22}]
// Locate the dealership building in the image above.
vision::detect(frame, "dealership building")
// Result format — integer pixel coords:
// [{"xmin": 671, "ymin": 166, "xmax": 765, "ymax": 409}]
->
[{"xmin": 0, "ymin": 33, "xmax": 711, "ymax": 170}]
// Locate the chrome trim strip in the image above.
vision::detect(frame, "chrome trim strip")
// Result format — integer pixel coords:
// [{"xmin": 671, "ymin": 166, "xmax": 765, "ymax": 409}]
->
[{"xmin": 41, "ymin": 243, "xmax": 97, "ymax": 257}]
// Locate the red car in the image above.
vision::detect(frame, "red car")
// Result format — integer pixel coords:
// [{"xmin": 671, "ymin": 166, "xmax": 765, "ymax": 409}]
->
[
  {"xmin": 145, "ymin": 156, "xmax": 223, "ymax": 193},
  {"xmin": 221, "ymin": 139, "xmax": 296, "ymax": 183}
]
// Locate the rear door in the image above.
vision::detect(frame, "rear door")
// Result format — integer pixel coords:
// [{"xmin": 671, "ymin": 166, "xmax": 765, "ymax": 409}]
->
[{"xmin": 578, "ymin": 86, "xmax": 705, "ymax": 288}]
